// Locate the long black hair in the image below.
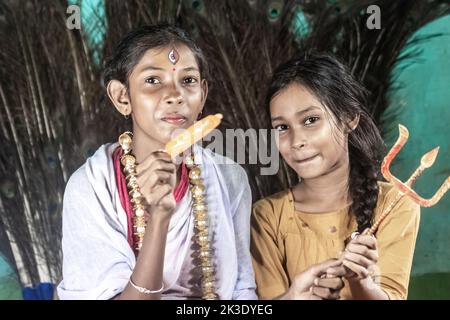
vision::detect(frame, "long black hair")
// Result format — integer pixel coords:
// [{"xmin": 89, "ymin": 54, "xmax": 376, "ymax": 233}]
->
[
  {"xmin": 266, "ymin": 53, "xmax": 384, "ymax": 232},
  {"xmin": 102, "ymin": 24, "xmax": 209, "ymax": 89}
]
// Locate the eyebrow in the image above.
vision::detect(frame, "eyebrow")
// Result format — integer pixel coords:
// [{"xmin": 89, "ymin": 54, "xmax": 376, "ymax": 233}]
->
[
  {"xmin": 271, "ymin": 106, "xmax": 322, "ymax": 122},
  {"xmin": 138, "ymin": 66, "xmax": 164, "ymax": 72},
  {"xmin": 182, "ymin": 67, "xmax": 200, "ymax": 72}
]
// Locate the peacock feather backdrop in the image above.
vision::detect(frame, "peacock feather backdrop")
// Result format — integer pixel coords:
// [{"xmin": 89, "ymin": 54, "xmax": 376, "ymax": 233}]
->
[{"xmin": 0, "ymin": 0, "xmax": 449, "ymax": 296}]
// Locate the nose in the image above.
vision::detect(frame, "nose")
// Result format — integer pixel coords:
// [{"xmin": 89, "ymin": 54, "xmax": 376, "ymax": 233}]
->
[
  {"xmin": 165, "ymin": 94, "xmax": 183, "ymax": 105},
  {"xmin": 164, "ymin": 84, "xmax": 184, "ymax": 106},
  {"xmin": 291, "ymin": 128, "xmax": 307, "ymax": 150}
]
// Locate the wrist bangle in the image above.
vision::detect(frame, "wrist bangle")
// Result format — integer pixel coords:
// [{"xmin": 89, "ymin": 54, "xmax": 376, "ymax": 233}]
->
[{"xmin": 129, "ymin": 278, "xmax": 164, "ymax": 294}]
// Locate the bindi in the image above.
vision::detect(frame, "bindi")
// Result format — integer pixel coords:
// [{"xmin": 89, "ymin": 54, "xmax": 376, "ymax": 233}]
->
[{"xmin": 168, "ymin": 48, "xmax": 179, "ymax": 66}]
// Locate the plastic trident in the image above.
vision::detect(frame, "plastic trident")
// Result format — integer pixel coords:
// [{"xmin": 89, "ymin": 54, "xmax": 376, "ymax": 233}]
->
[{"xmin": 365, "ymin": 124, "xmax": 449, "ymax": 236}]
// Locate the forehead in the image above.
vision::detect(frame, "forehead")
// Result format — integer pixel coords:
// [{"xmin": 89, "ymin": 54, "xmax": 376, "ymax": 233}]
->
[
  {"xmin": 133, "ymin": 44, "xmax": 199, "ymax": 72},
  {"xmin": 270, "ymin": 83, "xmax": 325, "ymax": 115}
]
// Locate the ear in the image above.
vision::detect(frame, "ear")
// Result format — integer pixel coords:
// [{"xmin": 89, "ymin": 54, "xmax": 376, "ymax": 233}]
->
[
  {"xmin": 347, "ymin": 113, "xmax": 360, "ymax": 132},
  {"xmin": 106, "ymin": 80, "xmax": 131, "ymax": 116}
]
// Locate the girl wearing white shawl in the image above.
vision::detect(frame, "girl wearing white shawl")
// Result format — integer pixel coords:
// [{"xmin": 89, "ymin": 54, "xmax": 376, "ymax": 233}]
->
[{"xmin": 57, "ymin": 25, "xmax": 257, "ymax": 300}]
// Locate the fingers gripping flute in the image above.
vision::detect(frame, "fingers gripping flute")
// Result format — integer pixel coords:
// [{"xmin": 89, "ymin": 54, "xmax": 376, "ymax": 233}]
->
[{"xmin": 119, "ymin": 114, "xmax": 223, "ymax": 251}]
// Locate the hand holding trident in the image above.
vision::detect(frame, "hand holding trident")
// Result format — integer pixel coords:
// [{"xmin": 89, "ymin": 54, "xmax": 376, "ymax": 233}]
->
[{"xmin": 362, "ymin": 124, "xmax": 449, "ymax": 236}]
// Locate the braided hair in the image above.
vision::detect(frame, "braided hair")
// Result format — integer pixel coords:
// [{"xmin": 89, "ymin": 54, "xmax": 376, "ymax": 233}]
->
[{"xmin": 266, "ymin": 53, "xmax": 384, "ymax": 232}]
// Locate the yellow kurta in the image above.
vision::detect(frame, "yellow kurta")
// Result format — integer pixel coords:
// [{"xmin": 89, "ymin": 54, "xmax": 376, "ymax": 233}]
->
[{"xmin": 251, "ymin": 182, "xmax": 420, "ymax": 300}]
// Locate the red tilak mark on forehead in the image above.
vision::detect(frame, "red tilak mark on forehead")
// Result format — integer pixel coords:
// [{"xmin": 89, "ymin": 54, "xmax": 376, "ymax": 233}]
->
[{"xmin": 173, "ymin": 67, "xmax": 176, "ymax": 71}]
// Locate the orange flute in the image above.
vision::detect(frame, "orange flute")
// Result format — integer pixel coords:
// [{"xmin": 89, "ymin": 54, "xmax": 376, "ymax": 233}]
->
[{"xmin": 165, "ymin": 113, "xmax": 223, "ymax": 157}]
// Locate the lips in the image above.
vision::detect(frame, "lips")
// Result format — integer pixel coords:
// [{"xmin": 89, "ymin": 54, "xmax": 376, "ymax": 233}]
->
[
  {"xmin": 294, "ymin": 154, "xmax": 318, "ymax": 164},
  {"xmin": 161, "ymin": 114, "xmax": 187, "ymax": 125}
]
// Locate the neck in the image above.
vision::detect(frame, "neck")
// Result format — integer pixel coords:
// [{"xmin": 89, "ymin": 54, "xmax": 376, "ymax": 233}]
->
[{"xmin": 293, "ymin": 157, "xmax": 351, "ymax": 213}]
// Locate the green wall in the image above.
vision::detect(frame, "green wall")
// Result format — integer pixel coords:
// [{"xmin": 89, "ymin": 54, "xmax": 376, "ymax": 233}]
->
[
  {"xmin": 382, "ymin": 15, "xmax": 450, "ymax": 299},
  {"xmin": 0, "ymin": 253, "xmax": 21, "ymax": 299}
]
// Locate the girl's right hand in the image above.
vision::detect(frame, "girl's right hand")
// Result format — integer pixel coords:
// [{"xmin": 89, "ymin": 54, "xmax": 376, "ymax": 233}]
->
[
  {"xmin": 136, "ymin": 151, "xmax": 177, "ymax": 220},
  {"xmin": 287, "ymin": 259, "xmax": 346, "ymax": 300}
]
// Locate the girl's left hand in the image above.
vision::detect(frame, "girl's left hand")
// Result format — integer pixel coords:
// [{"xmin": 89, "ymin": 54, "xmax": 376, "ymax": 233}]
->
[{"xmin": 340, "ymin": 230, "xmax": 379, "ymax": 281}]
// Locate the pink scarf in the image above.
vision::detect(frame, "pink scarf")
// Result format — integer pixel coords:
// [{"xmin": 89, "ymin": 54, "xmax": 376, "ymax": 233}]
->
[{"xmin": 112, "ymin": 147, "xmax": 189, "ymax": 253}]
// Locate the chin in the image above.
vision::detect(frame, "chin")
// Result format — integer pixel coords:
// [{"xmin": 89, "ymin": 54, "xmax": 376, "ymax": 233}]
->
[
  {"xmin": 292, "ymin": 165, "xmax": 324, "ymax": 180},
  {"xmin": 160, "ymin": 134, "xmax": 173, "ymax": 145},
  {"xmin": 142, "ymin": 130, "xmax": 169, "ymax": 147},
  {"xmin": 150, "ymin": 126, "xmax": 173, "ymax": 139},
  {"xmin": 296, "ymin": 172, "xmax": 322, "ymax": 180}
]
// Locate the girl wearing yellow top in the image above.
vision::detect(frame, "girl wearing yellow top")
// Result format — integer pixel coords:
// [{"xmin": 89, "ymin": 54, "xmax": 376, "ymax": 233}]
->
[{"xmin": 251, "ymin": 53, "xmax": 420, "ymax": 300}]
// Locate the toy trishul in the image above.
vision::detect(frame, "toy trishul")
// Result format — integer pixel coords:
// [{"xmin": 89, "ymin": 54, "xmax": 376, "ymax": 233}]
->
[{"xmin": 365, "ymin": 124, "xmax": 449, "ymax": 236}]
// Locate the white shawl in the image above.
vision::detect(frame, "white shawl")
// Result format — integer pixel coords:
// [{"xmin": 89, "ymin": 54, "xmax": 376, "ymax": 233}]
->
[{"xmin": 57, "ymin": 143, "xmax": 257, "ymax": 300}]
